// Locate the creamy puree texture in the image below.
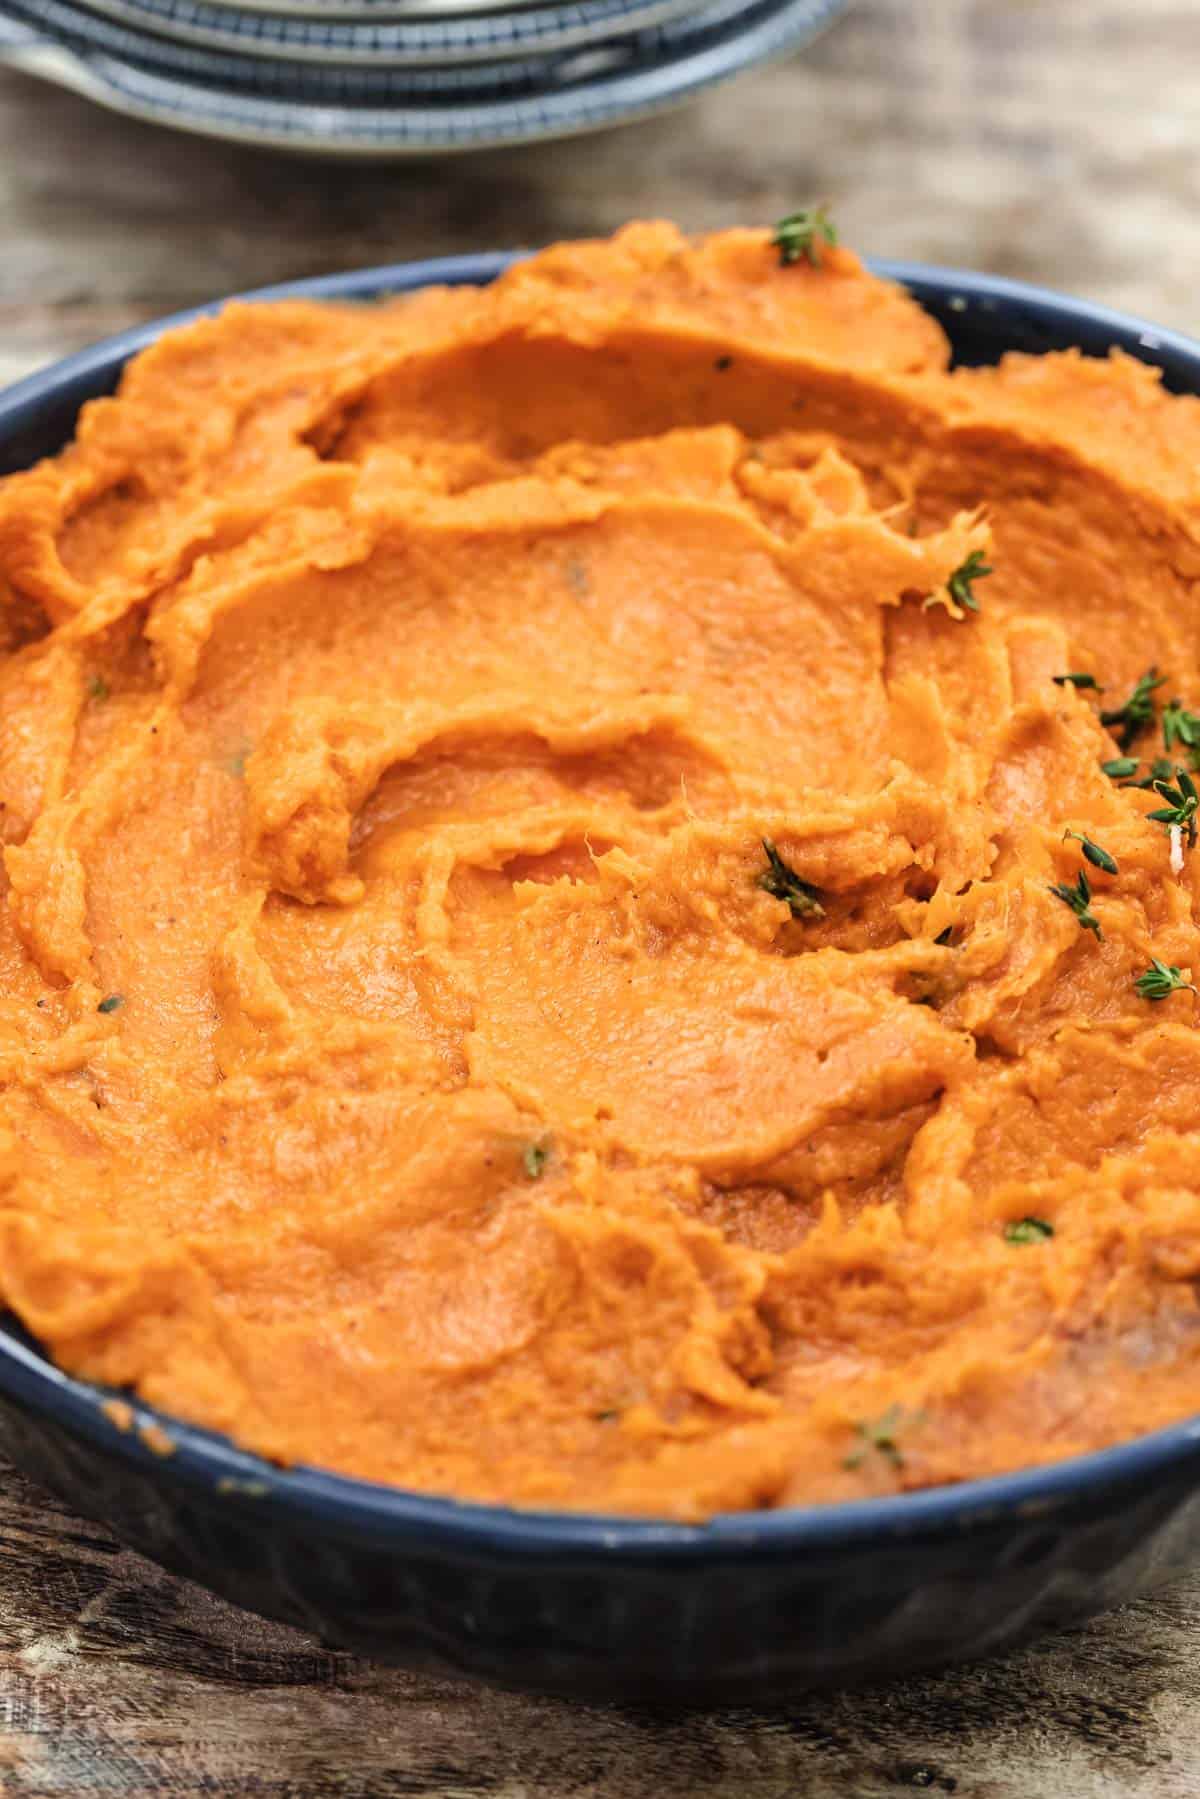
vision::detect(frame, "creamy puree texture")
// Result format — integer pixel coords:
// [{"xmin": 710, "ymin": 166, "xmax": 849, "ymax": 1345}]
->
[{"xmin": 3, "ymin": 225, "xmax": 1200, "ymax": 1516}]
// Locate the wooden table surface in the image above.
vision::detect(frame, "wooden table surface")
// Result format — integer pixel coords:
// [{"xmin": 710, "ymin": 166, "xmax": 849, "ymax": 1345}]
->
[{"xmin": 3, "ymin": 0, "xmax": 1200, "ymax": 1791}]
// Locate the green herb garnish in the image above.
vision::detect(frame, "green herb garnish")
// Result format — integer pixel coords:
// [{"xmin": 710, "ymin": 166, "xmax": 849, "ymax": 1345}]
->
[
  {"xmin": 1162, "ymin": 699, "xmax": 1200, "ymax": 754},
  {"xmin": 1122, "ymin": 756, "xmax": 1178, "ymax": 791},
  {"xmin": 1100, "ymin": 666, "xmax": 1165, "ymax": 750},
  {"xmin": 771, "ymin": 205, "xmax": 838, "ymax": 268},
  {"xmin": 97, "ymin": 994, "xmax": 124, "ymax": 1015},
  {"xmin": 1101, "ymin": 757, "xmax": 1140, "ymax": 779},
  {"xmin": 946, "ymin": 549, "xmax": 992, "ymax": 615},
  {"xmin": 87, "ymin": 674, "xmax": 110, "ymax": 703},
  {"xmin": 1004, "ymin": 1216, "xmax": 1054, "ymax": 1245},
  {"xmin": 1148, "ymin": 768, "xmax": 1200, "ymax": 847},
  {"xmin": 1063, "ymin": 830, "xmax": 1118, "ymax": 875},
  {"xmin": 758, "ymin": 839, "xmax": 825, "ymax": 919},
  {"xmin": 1134, "ymin": 957, "xmax": 1196, "ymax": 1002},
  {"xmin": 523, "ymin": 1139, "xmax": 550, "ymax": 1180},
  {"xmin": 1048, "ymin": 869, "xmax": 1102, "ymax": 939},
  {"xmin": 844, "ymin": 1404, "xmax": 907, "ymax": 1472},
  {"xmin": 1053, "ymin": 672, "xmax": 1103, "ymax": 691}
]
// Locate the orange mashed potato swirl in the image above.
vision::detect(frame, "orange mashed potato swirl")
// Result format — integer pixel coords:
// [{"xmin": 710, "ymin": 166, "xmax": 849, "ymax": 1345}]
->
[{"xmin": 3, "ymin": 223, "xmax": 1200, "ymax": 1518}]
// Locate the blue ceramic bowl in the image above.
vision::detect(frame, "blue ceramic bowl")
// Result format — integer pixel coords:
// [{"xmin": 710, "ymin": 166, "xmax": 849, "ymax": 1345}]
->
[{"xmin": 4, "ymin": 254, "xmax": 1200, "ymax": 1704}]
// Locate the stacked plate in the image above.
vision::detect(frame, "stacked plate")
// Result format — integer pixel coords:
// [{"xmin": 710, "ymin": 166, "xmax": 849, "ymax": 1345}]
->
[{"xmin": 0, "ymin": 0, "xmax": 850, "ymax": 155}]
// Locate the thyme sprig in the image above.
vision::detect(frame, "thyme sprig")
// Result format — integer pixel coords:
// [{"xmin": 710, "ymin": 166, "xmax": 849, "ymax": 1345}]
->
[
  {"xmin": 1100, "ymin": 666, "xmax": 1165, "ymax": 750},
  {"xmin": 1134, "ymin": 957, "xmax": 1196, "ymax": 1002},
  {"xmin": 1147, "ymin": 769, "xmax": 1199, "ymax": 847},
  {"xmin": 946, "ymin": 549, "xmax": 992, "ymax": 615},
  {"xmin": 1048, "ymin": 869, "xmax": 1103, "ymax": 939},
  {"xmin": 771, "ymin": 205, "xmax": 838, "ymax": 268},
  {"xmin": 843, "ymin": 1404, "xmax": 907, "ymax": 1471}
]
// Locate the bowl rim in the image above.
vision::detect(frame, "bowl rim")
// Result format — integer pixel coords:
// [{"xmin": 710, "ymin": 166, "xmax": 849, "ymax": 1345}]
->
[{"xmin": 5, "ymin": 249, "xmax": 1200, "ymax": 1559}]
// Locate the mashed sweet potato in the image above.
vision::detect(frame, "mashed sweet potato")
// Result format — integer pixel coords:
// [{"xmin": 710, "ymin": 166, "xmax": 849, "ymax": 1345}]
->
[{"xmin": 4, "ymin": 223, "xmax": 1200, "ymax": 1517}]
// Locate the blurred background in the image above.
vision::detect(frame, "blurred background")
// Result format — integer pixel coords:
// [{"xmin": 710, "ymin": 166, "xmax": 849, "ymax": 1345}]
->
[{"xmin": 0, "ymin": 0, "xmax": 1194, "ymax": 387}]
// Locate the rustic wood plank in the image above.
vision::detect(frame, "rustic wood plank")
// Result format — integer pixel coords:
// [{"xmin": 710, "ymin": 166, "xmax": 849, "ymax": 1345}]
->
[
  {"xmin": 0, "ymin": 1449, "xmax": 1199, "ymax": 1798},
  {"xmin": 3, "ymin": 0, "xmax": 1200, "ymax": 1790}
]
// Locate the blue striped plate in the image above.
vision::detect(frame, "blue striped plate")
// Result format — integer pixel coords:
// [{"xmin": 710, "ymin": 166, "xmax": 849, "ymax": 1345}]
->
[
  {"xmin": 42, "ymin": 0, "xmax": 707, "ymax": 66},
  {"xmin": 0, "ymin": 0, "xmax": 850, "ymax": 145}
]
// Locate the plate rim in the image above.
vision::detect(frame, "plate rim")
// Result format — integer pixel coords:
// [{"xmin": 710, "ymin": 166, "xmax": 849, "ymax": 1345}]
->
[
  {"xmin": 0, "ymin": 0, "xmax": 853, "ymax": 152},
  {"xmin": 23, "ymin": 0, "xmax": 712, "ymax": 65}
]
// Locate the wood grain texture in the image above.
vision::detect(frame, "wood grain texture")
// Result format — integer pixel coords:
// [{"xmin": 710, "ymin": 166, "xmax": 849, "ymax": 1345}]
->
[
  {"xmin": 3, "ymin": 0, "xmax": 1200, "ymax": 1790},
  {"xmin": 2, "ymin": 1454, "xmax": 1200, "ymax": 1799}
]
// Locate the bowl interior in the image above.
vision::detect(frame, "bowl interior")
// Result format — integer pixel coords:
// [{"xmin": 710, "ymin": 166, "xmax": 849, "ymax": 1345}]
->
[{"xmin": 4, "ymin": 251, "xmax": 1200, "ymax": 1553}]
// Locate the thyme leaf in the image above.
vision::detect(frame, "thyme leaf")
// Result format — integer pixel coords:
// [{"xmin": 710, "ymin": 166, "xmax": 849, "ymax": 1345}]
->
[
  {"xmin": 1053, "ymin": 672, "xmax": 1103, "ymax": 691},
  {"xmin": 1062, "ymin": 830, "xmax": 1118, "ymax": 875},
  {"xmin": 1122, "ymin": 755, "xmax": 1178, "ymax": 791},
  {"xmin": 523, "ymin": 1139, "xmax": 550, "ymax": 1180},
  {"xmin": 758, "ymin": 838, "xmax": 825, "ymax": 918},
  {"xmin": 1163, "ymin": 699, "xmax": 1200, "ymax": 753},
  {"xmin": 1004, "ymin": 1216, "xmax": 1054, "ymax": 1245}
]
